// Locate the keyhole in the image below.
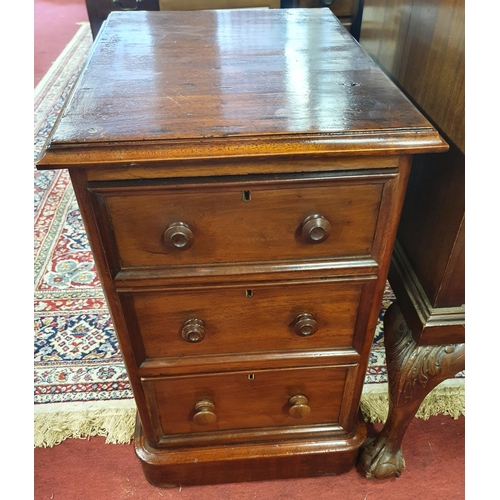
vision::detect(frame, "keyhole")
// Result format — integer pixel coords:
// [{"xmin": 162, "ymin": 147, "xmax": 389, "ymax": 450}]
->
[
  {"xmin": 246, "ymin": 289, "xmax": 253, "ymax": 298},
  {"xmin": 242, "ymin": 190, "xmax": 251, "ymax": 202},
  {"xmin": 248, "ymin": 374, "xmax": 255, "ymax": 380}
]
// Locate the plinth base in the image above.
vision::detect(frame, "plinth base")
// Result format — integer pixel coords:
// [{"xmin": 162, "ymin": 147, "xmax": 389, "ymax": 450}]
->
[{"xmin": 134, "ymin": 415, "xmax": 367, "ymax": 487}]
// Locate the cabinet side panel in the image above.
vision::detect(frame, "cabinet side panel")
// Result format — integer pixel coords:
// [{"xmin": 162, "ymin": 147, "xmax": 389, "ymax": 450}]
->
[{"xmin": 396, "ymin": 146, "xmax": 464, "ymax": 307}]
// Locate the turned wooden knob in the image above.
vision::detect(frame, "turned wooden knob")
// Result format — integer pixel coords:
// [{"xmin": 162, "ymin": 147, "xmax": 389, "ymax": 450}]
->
[
  {"xmin": 288, "ymin": 395, "xmax": 311, "ymax": 418},
  {"xmin": 193, "ymin": 399, "xmax": 216, "ymax": 425},
  {"xmin": 181, "ymin": 318, "xmax": 206, "ymax": 343},
  {"xmin": 163, "ymin": 222, "xmax": 194, "ymax": 250},
  {"xmin": 293, "ymin": 313, "xmax": 318, "ymax": 337},
  {"xmin": 181, "ymin": 319, "xmax": 205, "ymax": 342},
  {"xmin": 301, "ymin": 214, "xmax": 331, "ymax": 243}
]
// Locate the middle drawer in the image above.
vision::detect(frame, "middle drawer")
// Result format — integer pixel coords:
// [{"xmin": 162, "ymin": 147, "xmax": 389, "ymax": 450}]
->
[{"xmin": 120, "ymin": 277, "xmax": 375, "ymax": 362}]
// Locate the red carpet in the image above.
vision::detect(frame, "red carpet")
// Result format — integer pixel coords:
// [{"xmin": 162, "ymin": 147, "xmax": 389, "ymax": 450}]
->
[
  {"xmin": 34, "ymin": 0, "xmax": 88, "ymax": 86},
  {"xmin": 35, "ymin": 416, "xmax": 464, "ymax": 499}
]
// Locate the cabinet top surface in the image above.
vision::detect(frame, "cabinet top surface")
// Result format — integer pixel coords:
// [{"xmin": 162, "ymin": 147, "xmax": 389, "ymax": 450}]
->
[{"xmin": 39, "ymin": 9, "xmax": 447, "ymax": 166}]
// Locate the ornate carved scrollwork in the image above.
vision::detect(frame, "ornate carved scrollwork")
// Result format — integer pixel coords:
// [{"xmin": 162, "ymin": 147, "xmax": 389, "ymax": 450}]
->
[{"xmin": 358, "ymin": 302, "xmax": 465, "ymax": 479}]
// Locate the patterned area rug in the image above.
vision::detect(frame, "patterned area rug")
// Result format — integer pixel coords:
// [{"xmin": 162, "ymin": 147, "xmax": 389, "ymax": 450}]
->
[{"xmin": 34, "ymin": 23, "xmax": 464, "ymax": 448}]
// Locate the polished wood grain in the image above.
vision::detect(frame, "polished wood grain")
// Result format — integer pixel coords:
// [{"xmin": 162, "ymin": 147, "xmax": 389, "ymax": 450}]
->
[
  {"xmin": 396, "ymin": 144, "xmax": 464, "ymax": 309},
  {"xmin": 84, "ymin": 155, "xmax": 401, "ymax": 181},
  {"xmin": 38, "ymin": 9, "xmax": 446, "ymax": 169},
  {"xmin": 399, "ymin": 0, "xmax": 464, "ymax": 153},
  {"xmin": 143, "ymin": 364, "xmax": 353, "ymax": 440},
  {"xmin": 89, "ymin": 173, "xmax": 388, "ymax": 269},
  {"xmin": 358, "ymin": 0, "xmax": 410, "ymax": 80},
  {"xmin": 388, "ymin": 241, "xmax": 465, "ymax": 346},
  {"xmin": 135, "ymin": 411, "xmax": 366, "ymax": 487},
  {"xmin": 360, "ymin": 0, "xmax": 464, "ymax": 153},
  {"xmin": 120, "ymin": 277, "xmax": 374, "ymax": 361},
  {"xmin": 36, "ymin": 9, "xmax": 447, "ymax": 487}
]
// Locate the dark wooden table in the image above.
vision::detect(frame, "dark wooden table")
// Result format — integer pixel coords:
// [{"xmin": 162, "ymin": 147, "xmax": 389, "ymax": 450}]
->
[
  {"xmin": 357, "ymin": 0, "xmax": 465, "ymax": 479},
  {"xmin": 37, "ymin": 8, "xmax": 446, "ymax": 487}
]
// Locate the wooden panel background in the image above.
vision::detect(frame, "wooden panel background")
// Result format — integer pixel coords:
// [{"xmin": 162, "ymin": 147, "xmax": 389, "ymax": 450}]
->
[
  {"xmin": 360, "ymin": 0, "xmax": 464, "ymax": 153},
  {"xmin": 359, "ymin": 0, "xmax": 465, "ymax": 312}
]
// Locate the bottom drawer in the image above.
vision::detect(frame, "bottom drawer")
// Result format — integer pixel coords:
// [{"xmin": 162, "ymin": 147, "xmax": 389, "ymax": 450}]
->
[{"xmin": 143, "ymin": 363, "xmax": 359, "ymax": 446}]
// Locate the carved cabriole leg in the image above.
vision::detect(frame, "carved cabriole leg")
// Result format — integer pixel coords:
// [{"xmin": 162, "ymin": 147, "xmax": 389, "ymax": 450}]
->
[{"xmin": 358, "ymin": 302, "xmax": 465, "ymax": 479}]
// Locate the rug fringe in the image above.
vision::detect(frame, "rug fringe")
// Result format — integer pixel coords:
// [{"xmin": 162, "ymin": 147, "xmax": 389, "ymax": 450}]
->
[
  {"xmin": 34, "ymin": 407, "xmax": 136, "ymax": 448},
  {"xmin": 360, "ymin": 382, "xmax": 465, "ymax": 423},
  {"xmin": 35, "ymin": 382, "xmax": 464, "ymax": 447}
]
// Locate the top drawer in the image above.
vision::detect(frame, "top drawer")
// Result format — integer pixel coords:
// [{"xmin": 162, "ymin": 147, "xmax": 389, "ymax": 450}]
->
[{"xmin": 89, "ymin": 172, "xmax": 391, "ymax": 270}]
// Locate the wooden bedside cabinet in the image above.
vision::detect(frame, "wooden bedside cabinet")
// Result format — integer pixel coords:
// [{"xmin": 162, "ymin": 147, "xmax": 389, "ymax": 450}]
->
[{"xmin": 36, "ymin": 9, "xmax": 447, "ymax": 487}]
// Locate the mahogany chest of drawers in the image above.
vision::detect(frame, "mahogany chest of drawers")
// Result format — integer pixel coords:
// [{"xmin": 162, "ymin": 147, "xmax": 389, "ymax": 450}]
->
[{"xmin": 37, "ymin": 9, "xmax": 447, "ymax": 487}]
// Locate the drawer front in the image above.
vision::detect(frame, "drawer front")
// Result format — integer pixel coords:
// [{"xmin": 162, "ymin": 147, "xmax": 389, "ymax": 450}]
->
[
  {"xmin": 122, "ymin": 278, "xmax": 374, "ymax": 360},
  {"xmin": 91, "ymin": 175, "xmax": 385, "ymax": 269},
  {"xmin": 143, "ymin": 364, "xmax": 357, "ymax": 439}
]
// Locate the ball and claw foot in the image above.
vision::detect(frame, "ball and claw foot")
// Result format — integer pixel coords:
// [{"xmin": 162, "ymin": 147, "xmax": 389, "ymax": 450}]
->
[
  {"xmin": 357, "ymin": 302, "xmax": 465, "ymax": 479},
  {"xmin": 358, "ymin": 435, "xmax": 405, "ymax": 479}
]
